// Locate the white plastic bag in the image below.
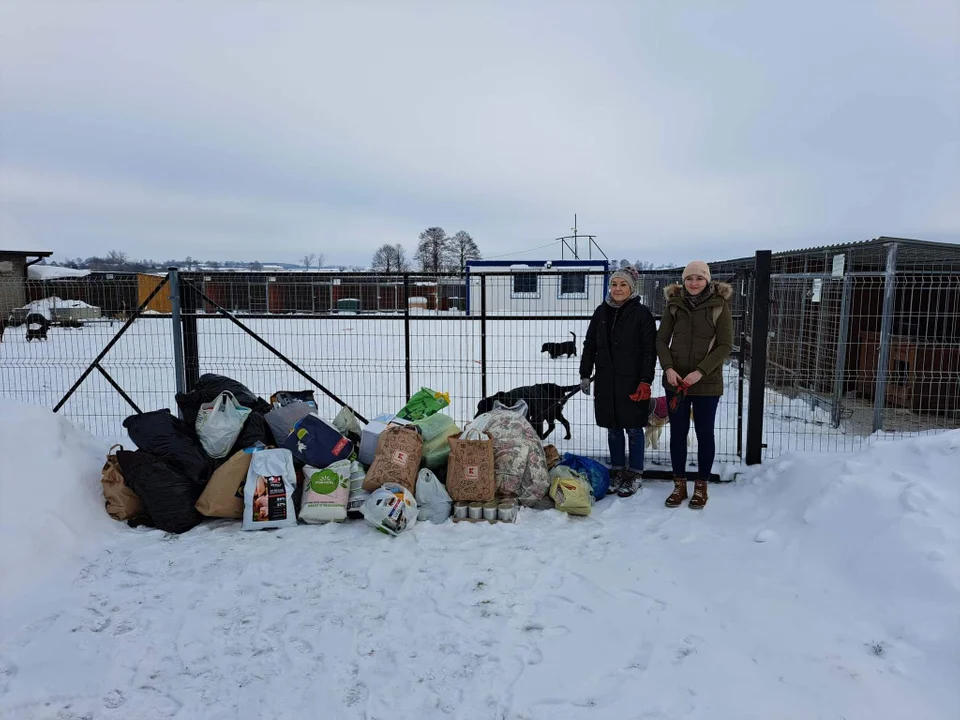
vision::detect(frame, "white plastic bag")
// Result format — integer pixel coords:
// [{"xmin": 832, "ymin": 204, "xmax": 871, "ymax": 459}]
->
[
  {"xmin": 361, "ymin": 482, "xmax": 418, "ymax": 536},
  {"xmin": 415, "ymin": 468, "xmax": 452, "ymax": 523},
  {"xmin": 196, "ymin": 391, "xmax": 252, "ymax": 459},
  {"xmin": 242, "ymin": 448, "xmax": 298, "ymax": 530},
  {"xmin": 300, "ymin": 459, "xmax": 351, "ymax": 523}
]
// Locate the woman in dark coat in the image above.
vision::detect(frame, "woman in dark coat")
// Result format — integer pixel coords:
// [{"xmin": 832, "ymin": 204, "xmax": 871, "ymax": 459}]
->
[
  {"xmin": 579, "ymin": 266, "xmax": 657, "ymax": 497},
  {"xmin": 656, "ymin": 260, "xmax": 733, "ymax": 509}
]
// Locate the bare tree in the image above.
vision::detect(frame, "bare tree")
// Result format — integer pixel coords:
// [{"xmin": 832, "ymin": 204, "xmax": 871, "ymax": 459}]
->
[
  {"xmin": 301, "ymin": 253, "xmax": 316, "ymax": 270},
  {"xmin": 449, "ymin": 231, "xmax": 480, "ymax": 272},
  {"xmin": 371, "ymin": 243, "xmax": 409, "ymax": 272},
  {"xmin": 107, "ymin": 250, "xmax": 129, "ymax": 267},
  {"xmin": 393, "ymin": 244, "xmax": 409, "ymax": 271},
  {"xmin": 316, "ymin": 252, "xmax": 326, "ymax": 268},
  {"xmin": 415, "ymin": 227, "xmax": 451, "ymax": 272}
]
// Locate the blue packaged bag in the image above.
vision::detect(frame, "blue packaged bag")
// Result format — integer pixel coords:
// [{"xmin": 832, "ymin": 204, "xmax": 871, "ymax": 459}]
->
[
  {"xmin": 558, "ymin": 452, "xmax": 610, "ymax": 500},
  {"xmin": 280, "ymin": 413, "xmax": 354, "ymax": 469}
]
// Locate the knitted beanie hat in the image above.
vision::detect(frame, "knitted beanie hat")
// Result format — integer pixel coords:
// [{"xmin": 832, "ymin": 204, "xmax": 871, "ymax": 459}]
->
[{"xmin": 683, "ymin": 260, "xmax": 711, "ymax": 282}]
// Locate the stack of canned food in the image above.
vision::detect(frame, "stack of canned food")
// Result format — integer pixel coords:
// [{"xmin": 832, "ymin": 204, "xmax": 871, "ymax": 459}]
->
[{"xmin": 451, "ymin": 498, "xmax": 518, "ymax": 523}]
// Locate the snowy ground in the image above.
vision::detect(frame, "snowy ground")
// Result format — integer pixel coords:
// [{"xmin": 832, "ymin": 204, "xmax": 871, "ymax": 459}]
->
[{"xmin": 1, "ymin": 400, "xmax": 958, "ymax": 719}]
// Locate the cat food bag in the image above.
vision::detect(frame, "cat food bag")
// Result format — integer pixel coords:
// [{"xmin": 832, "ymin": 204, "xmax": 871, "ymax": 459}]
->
[
  {"xmin": 299, "ymin": 459, "xmax": 351, "ymax": 523},
  {"xmin": 242, "ymin": 448, "xmax": 298, "ymax": 530}
]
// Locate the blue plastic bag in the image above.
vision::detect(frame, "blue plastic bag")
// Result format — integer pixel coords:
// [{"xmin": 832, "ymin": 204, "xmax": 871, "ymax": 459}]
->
[{"xmin": 558, "ymin": 453, "xmax": 610, "ymax": 500}]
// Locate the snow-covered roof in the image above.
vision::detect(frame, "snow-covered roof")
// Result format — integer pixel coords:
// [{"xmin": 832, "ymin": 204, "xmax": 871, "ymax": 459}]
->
[
  {"xmin": 28, "ymin": 265, "xmax": 91, "ymax": 280},
  {"xmin": 20, "ymin": 297, "xmax": 99, "ymax": 320}
]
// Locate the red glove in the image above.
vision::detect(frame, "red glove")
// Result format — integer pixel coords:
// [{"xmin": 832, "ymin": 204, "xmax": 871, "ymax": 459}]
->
[
  {"xmin": 629, "ymin": 382, "xmax": 652, "ymax": 402},
  {"xmin": 669, "ymin": 380, "xmax": 690, "ymax": 413}
]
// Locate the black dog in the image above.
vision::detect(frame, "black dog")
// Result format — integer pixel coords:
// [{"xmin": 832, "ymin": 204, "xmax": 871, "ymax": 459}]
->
[
  {"xmin": 475, "ymin": 382, "xmax": 580, "ymax": 440},
  {"xmin": 541, "ymin": 332, "xmax": 577, "ymax": 359}
]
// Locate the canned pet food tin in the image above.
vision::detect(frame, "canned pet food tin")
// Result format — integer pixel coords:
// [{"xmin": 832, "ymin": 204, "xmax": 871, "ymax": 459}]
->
[
  {"xmin": 453, "ymin": 501, "xmax": 469, "ymax": 519},
  {"xmin": 482, "ymin": 502, "xmax": 498, "ymax": 521},
  {"xmin": 468, "ymin": 502, "xmax": 483, "ymax": 520},
  {"xmin": 498, "ymin": 501, "xmax": 517, "ymax": 523}
]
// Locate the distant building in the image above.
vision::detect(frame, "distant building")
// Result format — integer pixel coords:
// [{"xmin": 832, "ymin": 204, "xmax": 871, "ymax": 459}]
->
[
  {"xmin": 0, "ymin": 248, "xmax": 52, "ymax": 320},
  {"xmin": 465, "ymin": 259, "xmax": 610, "ymax": 316}
]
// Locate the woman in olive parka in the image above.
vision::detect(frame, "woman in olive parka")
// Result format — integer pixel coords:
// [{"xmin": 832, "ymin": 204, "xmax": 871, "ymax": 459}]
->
[{"xmin": 656, "ymin": 260, "xmax": 733, "ymax": 509}]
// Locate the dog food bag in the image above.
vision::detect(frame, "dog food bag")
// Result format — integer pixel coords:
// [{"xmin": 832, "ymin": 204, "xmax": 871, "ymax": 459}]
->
[
  {"xmin": 361, "ymin": 482, "xmax": 418, "ymax": 536},
  {"xmin": 242, "ymin": 448, "xmax": 298, "ymax": 530},
  {"xmin": 362, "ymin": 425, "xmax": 423, "ymax": 494},
  {"xmin": 445, "ymin": 429, "xmax": 496, "ymax": 503},
  {"xmin": 549, "ymin": 467, "xmax": 594, "ymax": 517},
  {"xmin": 347, "ymin": 461, "xmax": 370, "ymax": 519},
  {"xmin": 280, "ymin": 414, "xmax": 354, "ymax": 469},
  {"xmin": 300, "ymin": 459, "xmax": 351, "ymax": 523}
]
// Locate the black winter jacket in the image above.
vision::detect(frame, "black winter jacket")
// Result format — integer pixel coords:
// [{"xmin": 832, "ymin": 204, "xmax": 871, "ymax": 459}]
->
[{"xmin": 579, "ymin": 297, "xmax": 657, "ymax": 429}]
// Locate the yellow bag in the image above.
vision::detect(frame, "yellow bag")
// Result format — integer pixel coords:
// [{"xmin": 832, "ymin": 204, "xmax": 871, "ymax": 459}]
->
[{"xmin": 549, "ymin": 467, "xmax": 593, "ymax": 516}]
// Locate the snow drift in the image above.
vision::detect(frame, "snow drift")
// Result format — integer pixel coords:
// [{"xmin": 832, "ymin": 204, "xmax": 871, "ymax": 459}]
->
[
  {"xmin": 0, "ymin": 398, "xmax": 957, "ymax": 719},
  {"xmin": 0, "ymin": 399, "xmax": 117, "ymax": 606}
]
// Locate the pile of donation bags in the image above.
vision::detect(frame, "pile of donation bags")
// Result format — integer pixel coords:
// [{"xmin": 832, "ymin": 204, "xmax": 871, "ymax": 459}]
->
[{"xmin": 100, "ymin": 375, "xmax": 609, "ymax": 536}]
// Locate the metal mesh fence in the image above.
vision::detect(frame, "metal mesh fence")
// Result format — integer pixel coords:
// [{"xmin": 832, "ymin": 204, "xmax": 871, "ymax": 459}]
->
[
  {"xmin": 761, "ymin": 269, "xmax": 960, "ymax": 457},
  {"xmin": 1, "ymin": 268, "xmax": 744, "ymax": 476}
]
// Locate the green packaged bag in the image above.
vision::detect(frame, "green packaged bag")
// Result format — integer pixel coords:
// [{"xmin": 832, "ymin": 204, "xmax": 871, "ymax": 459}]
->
[
  {"xmin": 395, "ymin": 387, "xmax": 450, "ymax": 422},
  {"xmin": 413, "ymin": 413, "xmax": 460, "ymax": 469}
]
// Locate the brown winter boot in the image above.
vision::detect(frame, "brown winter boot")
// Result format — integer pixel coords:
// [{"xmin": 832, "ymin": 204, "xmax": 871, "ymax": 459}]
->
[
  {"xmin": 665, "ymin": 478, "xmax": 688, "ymax": 507},
  {"xmin": 688, "ymin": 480, "xmax": 708, "ymax": 509}
]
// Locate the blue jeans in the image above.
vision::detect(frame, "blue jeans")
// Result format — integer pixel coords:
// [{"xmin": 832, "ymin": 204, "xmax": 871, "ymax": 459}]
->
[
  {"xmin": 665, "ymin": 391, "xmax": 720, "ymax": 480},
  {"xmin": 607, "ymin": 428, "xmax": 645, "ymax": 473}
]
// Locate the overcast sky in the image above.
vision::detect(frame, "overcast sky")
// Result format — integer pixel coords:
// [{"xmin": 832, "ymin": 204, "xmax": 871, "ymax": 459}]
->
[{"xmin": 1, "ymin": 0, "xmax": 958, "ymax": 267}]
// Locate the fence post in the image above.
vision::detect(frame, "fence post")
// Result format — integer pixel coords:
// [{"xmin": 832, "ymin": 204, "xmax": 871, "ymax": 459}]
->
[
  {"xmin": 180, "ymin": 272, "xmax": 200, "ymax": 391},
  {"xmin": 480, "ymin": 274, "xmax": 488, "ymax": 400},
  {"xmin": 745, "ymin": 250, "xmax": 772, "ymax": 465},
  {"xmin": 403, "ymin": 273, "xmax": 412, "ymax": 402},
  {"xmin": 873, "ymin": 242, "xmax": 899, "ymax": 432},
  {"xmin": 831, "ymin": 273, "xmax": 852, "ymax": 427},
  {"xmin": 168, "ymin": 268, "xmax": 187, "ymax": 403}
]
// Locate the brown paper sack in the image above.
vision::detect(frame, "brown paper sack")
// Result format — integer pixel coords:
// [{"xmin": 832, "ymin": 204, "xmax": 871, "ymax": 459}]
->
[
  {"xmin": 543, "ymin": 444, "xmax": 561, "ymax": 470},
  {"xmin": 362, "ymin": 425, "xmax": 423, "ymax": 494},
  {"xmin": 445, "ymin": 430, "xmax": 496, "ymax": 502},
  {"xmin": 101, "ymin": 444, "xmax": 145, "ymax": 521},
  {"xmin": 196, "ymin": 450, "xmax": 251, "ymax": 519}
]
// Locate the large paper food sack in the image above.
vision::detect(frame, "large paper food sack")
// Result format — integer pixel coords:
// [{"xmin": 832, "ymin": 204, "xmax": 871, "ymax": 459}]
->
[
  {"xmin": 100, "ymin": 444, "xmax": 144, "ymax": 521},
  {"xmin": 300, "ymin": 459, "xmax": 351, "ymax": 523},
  {"xmin": 195, "ymin": 449, "xmax": 252, "ymax": 519},
  {"xmin": 362, "ymin": 425, "xmax": 423, "ymax": 494},
  {"xmin": 242, "ymin": 448, "xmax": 298, "ymax": 530}
]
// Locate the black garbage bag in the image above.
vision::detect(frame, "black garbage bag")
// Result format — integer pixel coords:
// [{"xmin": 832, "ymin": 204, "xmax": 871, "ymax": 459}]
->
[
  {"xmin": 123, "ymin": 409, "xmax": 213, "ymax": 487},
  {"xmin": 116, "ymin": 449, "xmax": 203, "ymax": 534},
  {"xmin": 210, "ymin": 412, "xmax": 277, "ymax": 473},
  {"xmin": 230, "ymin": 411, "xmax": 275, "ymax": 454},
  {"xmin": 176, "ymin": 374, "xmax": 272, "ymax": 430}
]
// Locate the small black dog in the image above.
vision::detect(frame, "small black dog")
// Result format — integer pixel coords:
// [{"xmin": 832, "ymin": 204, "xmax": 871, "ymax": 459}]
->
[
  {"xmin": 541, "ymin": 332, "xmax": 577, "ymax": 359},
  {"xmin": 475, "ymin": 382, "xmax": 580, "ymax": 440}
]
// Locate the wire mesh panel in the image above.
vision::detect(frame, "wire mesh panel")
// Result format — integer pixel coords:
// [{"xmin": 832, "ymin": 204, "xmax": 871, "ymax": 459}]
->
[
  {"xmin": 0, "ymin": 275, "xmax": 177, "ymax": 437},
  {"xmin": 2, "ymin": 268, "xmax": 746, "ymax": 476},
  {"xmin": 762, "ymin": 268, "xmax": 960, "ymax": 457}
]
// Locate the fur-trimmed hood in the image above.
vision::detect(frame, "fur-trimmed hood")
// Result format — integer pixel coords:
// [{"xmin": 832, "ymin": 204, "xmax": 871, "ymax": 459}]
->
[{"xmin": 664, "ymin": 280, "xmax": 733, "ymax": 302}]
